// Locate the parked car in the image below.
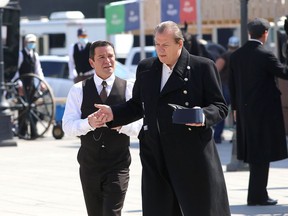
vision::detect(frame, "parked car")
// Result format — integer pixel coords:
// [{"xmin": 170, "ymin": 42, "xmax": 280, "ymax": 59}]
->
[
  {"xmin": 124, "ymin": 46, "xmax": 156, "ymax": 73},
  {"xmin": 39, "ymin": 55, "xmax": 135, "ymax": 98}
]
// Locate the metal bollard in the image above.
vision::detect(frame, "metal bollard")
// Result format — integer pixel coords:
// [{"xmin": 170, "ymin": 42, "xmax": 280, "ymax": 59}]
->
[{"xmin": 0, "ymin": 113, "xmax": 17, "ymax": 147}]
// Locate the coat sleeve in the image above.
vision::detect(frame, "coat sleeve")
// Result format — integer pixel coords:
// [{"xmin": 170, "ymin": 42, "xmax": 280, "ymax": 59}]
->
[
  {"xmin": 200, "ymin": 59, "xmax": 228, "ymax": 127},
  {"xmin": 110, "ymin": 60, "xmax": 148, "ymax": 127}
]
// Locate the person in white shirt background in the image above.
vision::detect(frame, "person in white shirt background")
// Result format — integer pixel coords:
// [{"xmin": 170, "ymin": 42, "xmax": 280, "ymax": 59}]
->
[
  {"xmin": 62, "ymin": 40, "xmax": 142, "ymax": 216},
  {"xmin": 68, "ymin": 28, "xmax": 94, "ymax": 83},
  {"xmin": 13, "ymin": 33, "xmax": 44, "ymax": 84},
  {"xmin": 13, "ymin": 33, "xmax": 45, "ymax": 138}
]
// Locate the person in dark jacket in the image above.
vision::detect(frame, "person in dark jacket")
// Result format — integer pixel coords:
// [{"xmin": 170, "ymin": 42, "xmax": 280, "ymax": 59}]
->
[
  {"xmin": 229, "ymin": 18, "xmax": 288, "ymax": 206},
  {"xmin": 62, "ymin": 40, "xmax": 141, "ymax": 216},
  {"xmin": 69, "ymin": 28, "xmax": 94, "ymax": 83},
  {"xmin": 91, "ymin": 21, "xmax": 230, "ymax": 216},
  {"xmin": 213, "ymin": 36, "xmax": 239, "ymax": 143}
]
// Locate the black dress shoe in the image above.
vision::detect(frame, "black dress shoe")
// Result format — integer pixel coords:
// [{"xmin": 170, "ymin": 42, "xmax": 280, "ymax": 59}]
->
[{"xmin": 247, "ymin": 198, "xmax": 278, "ymax": 206}]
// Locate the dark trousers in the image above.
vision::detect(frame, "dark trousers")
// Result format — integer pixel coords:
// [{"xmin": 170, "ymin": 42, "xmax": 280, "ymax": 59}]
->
[
  {"xmin": 247, "ymin": 162, "xmax": 270, "ymax": 203},
  {"xmin": 79, "ymin": 167, "xmax": 129, "ymax": 216}
]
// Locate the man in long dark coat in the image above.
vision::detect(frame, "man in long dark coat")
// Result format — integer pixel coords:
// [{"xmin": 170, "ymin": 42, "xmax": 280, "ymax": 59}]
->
[
  {"xmin": 90, "ymin": 21, "xmax": 230, "ymax": 216},
  {"xmin": 229, "ymin": 18, "xmax": 288, "ymax": 206}
]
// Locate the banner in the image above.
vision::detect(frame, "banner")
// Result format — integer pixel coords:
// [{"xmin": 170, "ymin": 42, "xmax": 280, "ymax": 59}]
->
[
  {"xmin": 161, "ymin": 0, "xmax": 197, "ymax": 24},
  {"xmin": 105, "ymin": 0, "xmax": 139, "ymax": 34},
  {"xmin": 105, "ymin": 4, "xmax": 125, "ymax": 34},
  {"xmin": 125, "ymin": 1, "xmax": 139, "ymax": 31},
  {"xmin": 161, "ymin": 0, "xmax": 180, "ymax": 23},
  {"xmin": 180, "ymin": 0, "xmax": 197, "ymax": 23}
]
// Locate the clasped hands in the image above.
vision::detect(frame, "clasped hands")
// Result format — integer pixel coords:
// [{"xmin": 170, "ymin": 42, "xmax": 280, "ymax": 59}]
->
[{"xmin": 88, "ymin": 104, "xmax": 114, "ymax": 129}]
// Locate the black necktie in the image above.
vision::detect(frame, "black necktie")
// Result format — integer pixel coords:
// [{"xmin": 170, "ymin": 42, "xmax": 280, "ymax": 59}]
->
[{"xmin": 100, "ymin": 81, "xmax": 107, "ymax": 103}]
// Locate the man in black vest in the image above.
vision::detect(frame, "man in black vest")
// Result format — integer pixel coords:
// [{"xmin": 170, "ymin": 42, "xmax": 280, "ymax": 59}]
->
[
  {"xmin": 13, "ymin": 33, "xmax": 45, "ymax": 139},
  {"xmin": 62, "ymin": 40, "xmax": 141, "ymax": 216},
  {"xmin": 69, "ymin": 28, "xmax": 94, "ymax": 83}
]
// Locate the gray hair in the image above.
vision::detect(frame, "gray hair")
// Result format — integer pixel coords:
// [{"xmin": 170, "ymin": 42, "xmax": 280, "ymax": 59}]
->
[{"xmin": 154, "ymin": 21, "xmax": 185, "ymax": 43}]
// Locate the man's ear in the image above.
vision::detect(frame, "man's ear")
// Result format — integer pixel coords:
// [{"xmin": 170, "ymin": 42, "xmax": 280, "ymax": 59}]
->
[
  {"xmin": 179, "ymin": 39, "xmax": 184, "ymax": 48},
  {"xmin": 89, "ymin": 58, "xmax": 94, "ymax": 68}
]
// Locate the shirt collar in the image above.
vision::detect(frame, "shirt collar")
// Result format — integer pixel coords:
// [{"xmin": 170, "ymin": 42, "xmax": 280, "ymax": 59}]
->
[
  {"xmin": 162, "ymin": 63, "xmax": 175, "ymax": 73},
  {"xmin": 249, "ymin": 39, "xmax": 263, "ymax": 45},
  {"xmin": 94, "ymin": 73, "xmax": 115, "ymax": 87},
  {"xmin": 24, "ymin": 48, "xmax": 33, "ymax": 55}
]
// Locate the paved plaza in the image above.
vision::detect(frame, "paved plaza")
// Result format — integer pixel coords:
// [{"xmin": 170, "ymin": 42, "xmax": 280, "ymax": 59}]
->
[{"xmin": 0, "ymin": 129, "xmax": 287, "ymax": 216}]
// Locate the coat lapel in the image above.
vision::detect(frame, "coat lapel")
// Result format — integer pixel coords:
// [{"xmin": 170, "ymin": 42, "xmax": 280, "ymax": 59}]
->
[{"xmin": 160, "ymin": 48, "xmax": 190, "ymax": 97}]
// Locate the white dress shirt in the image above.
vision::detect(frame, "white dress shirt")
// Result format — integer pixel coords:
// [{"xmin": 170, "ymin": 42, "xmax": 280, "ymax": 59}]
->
[
  {"xmin": 62, "ymin": 73, "xmax": 142, "ymax": 137},
  {"xmin": 161, "ymin": 63, "xmax": 174, "ymax": 90}
]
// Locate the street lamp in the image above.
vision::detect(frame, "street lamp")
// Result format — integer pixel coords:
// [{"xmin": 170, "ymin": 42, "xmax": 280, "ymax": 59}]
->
[{"xmin": 0, "ymin": 0, "xmax": 17, "ymax": 147}]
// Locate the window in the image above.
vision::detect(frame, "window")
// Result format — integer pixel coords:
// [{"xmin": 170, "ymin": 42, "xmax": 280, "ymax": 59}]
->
[
  {"xmin": 41, "ymin": 61, "xmax": 69, "ymax": 79},
  {"xmin": 131, "ymin": 51, "xmax": 155, "ymax": 65},
  {"xmin": 49, "ymin": 34, "xmax": 66, "ymax": 48}
]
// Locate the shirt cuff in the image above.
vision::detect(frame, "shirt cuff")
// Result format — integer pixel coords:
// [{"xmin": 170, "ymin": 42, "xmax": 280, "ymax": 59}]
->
[{"xmin": 86, "ymin": 118, "xmax": 95, "ymax": 131}]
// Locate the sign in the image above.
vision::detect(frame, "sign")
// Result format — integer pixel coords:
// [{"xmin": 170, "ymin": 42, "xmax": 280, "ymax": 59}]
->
[
  {"xmin": 180, "ymin": 0, "xmax": 197, "ymax": 23},
  {"xmin": 161, "ymin": 0, "xmax": 180, "ymax": 23},
  {"xmin": 105, "ymin": 4, "xmax": 125, "ymax": 34},
  {"xmin": 161, "ymin": 0, "xmax": 197, "ymax": 23},
  {"xmin": 105, "ymin": 0, "xmax": 140, "ymax": 34},
  {"xmin": 125, "ymin": 2, "xmax": 140, "ymax": 31}
]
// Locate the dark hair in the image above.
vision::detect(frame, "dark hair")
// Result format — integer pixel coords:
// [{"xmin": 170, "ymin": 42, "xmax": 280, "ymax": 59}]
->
[
  {"xmin": 154, "ymin": 21, "xmax": 184, "ymax": 44},
  {"xmin": 247, "ymin": 18, "xmax": 270, "ymax": 39},
  {"xmin": 77, "ymin": 28, "xmax": 87, "ymax": 36},
  {"xmin": 89, "ymin": 40, "xmax": 115, "ymax": 59}
]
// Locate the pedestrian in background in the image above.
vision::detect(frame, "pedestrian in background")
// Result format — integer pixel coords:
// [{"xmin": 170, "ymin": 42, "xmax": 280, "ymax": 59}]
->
[
  {"xmin": 229, "ymin": 17, "xmax": 288, "ymax": 206},
  {"xmin": 62, "ymin": 40, "xmax": 141, "ymax": 216},
  {"xmin": 13, "ymin": 33, "xmax": 45, "ymax": 139},
  {"xmin": 69, "ymin": 28, "xmax": 94, "ymax": 83},
  {"xmin": 213, "ymin": 36, "xmax": 240, "ymax": 143},
  {"xmin": 13, "ymin": 34, "xmax": 45, "ymax": 89},
  {"xmin": 92, "ymin": 21, "xmax": 230, "ymax": 216}
]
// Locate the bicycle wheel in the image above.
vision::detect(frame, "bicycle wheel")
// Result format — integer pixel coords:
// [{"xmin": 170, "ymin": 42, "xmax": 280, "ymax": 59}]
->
[{"xmin": 12, "ymin": 73, "xmax": 55, "ymax": 140}]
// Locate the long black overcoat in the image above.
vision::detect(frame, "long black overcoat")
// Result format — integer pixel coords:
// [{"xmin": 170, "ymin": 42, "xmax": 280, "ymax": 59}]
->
[
  {"xmin": 111, "ymin": 48, "xmax": 230, "ymax": 216},
  {"xmin": 230, "ymin": 40, "xmax": 288, "ymax": 163}
]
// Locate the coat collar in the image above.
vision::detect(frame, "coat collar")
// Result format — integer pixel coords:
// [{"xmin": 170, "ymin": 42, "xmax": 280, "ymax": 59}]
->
[{"xmin": 159, "ymin": 48, "xmax": 190, "ymax": 96}]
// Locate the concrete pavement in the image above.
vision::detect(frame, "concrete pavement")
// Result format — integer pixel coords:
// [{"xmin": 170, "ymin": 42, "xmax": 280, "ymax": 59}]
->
[{"xmin": 0, "ymin": 129, "xmax": 287, "ymax": 216}]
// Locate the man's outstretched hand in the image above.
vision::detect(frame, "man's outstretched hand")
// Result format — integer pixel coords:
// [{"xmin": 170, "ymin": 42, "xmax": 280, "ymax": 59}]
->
[{"xmin": 93, "ymin": 104, "xmax": 114, "ymax": 126}]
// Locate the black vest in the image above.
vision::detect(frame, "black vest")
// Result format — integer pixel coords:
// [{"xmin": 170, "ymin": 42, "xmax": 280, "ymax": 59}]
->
[
  {"xmin": 19, "ymin": 49, "xmax": 35, "ymax": 76},
  {"xmin": 79, "ymin": 76, "xmax": 130, "ymax": 170},
  {"xmin": 73, "ymin": 43, "xmax": 93, "ymax": 74}
]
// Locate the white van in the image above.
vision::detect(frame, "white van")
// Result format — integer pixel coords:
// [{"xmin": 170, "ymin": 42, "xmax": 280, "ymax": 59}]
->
[
  {"xmin": 125, "ymin": 46, "xmax": 156, "ymax": 74},
  {"xmin": 20, "ymin": 11, "xmax": 134, "ymax": 58}
]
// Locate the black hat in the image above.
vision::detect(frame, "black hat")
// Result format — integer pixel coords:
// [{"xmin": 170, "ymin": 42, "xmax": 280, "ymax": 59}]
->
[
  {"xmin": 77, "ymin": 28, "xmax": 87, "ymax": 36},
  {"xmin": 247, "ymin": 18, "xmax": 270, "ymax": 38}
]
